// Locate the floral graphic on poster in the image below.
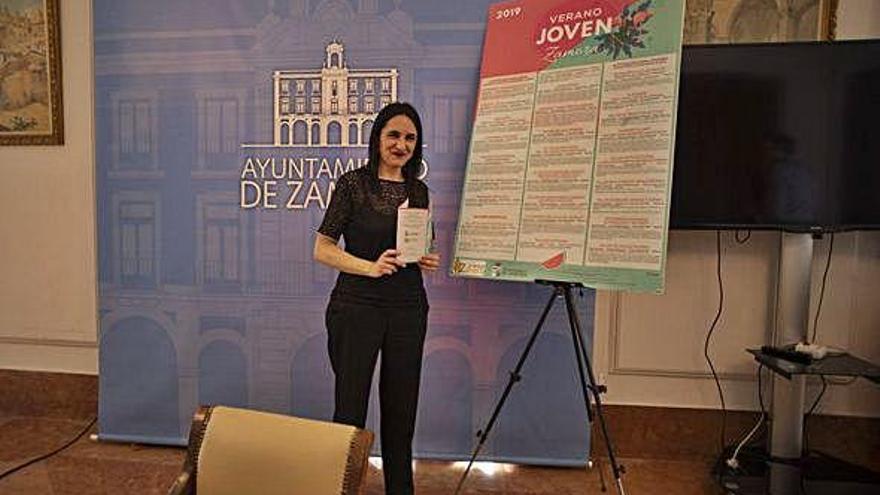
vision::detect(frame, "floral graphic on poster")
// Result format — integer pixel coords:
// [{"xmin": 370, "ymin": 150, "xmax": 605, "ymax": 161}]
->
[{"xmin": 595, "ymin": 0, "xmax": 654, "ymax": 59}]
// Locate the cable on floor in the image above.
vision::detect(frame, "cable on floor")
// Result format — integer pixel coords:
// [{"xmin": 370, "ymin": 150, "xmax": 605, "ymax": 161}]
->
[{"xmin": 0, "ymin": 417, "xmax": 97, "ymax": 481}]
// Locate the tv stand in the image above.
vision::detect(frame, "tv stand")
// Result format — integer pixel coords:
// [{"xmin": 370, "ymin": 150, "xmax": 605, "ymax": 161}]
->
[
  {"xmin": 722, "ymin": 233, "xmax": 880, "ymax": 494},
  {"xmin": 723, "ymin": 347, "xmax": 880, "ymax": 494}
]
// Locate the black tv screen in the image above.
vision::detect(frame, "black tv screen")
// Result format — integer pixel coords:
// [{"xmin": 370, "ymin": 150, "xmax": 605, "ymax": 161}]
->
[{"xmin": 670, "ymin": 40, "xmax": 880, "ymax": 232}]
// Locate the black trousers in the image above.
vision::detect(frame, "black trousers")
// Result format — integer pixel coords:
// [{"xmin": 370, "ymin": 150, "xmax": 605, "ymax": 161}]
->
[{"xmin": 326, "ymin": 298, "xmax": 428, "ymax": 495}]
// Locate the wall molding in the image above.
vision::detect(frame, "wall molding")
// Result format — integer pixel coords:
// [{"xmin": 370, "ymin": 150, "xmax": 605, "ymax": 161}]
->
[
  {"xmin": 0, "ymin": 336, "xmax": 97, "ymax": 348},
  {"xmin": 606, "ymin": 291, "xmax": 754, "ymax": 382}
]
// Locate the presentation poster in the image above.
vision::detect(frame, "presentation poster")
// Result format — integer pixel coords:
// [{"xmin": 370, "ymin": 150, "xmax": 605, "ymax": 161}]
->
[{"xmin": 452, "ymin": 0, "xmax": 685, "ymax": 293}]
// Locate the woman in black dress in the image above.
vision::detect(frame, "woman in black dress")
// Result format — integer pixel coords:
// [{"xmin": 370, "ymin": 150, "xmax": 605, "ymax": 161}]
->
[{"xmin": 313, "ymin": 102, "xmax": 440, "ymax": 495}]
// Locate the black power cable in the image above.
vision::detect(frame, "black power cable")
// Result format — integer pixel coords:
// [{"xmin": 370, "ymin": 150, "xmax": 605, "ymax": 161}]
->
[
  {"xmin": 705, "ymin": 230, "xmax": 727, "ymax": 456},
  {"xmin": 800, "ymin": 233, "xmax": 834, "ymax": 456},
  {"xmin": 809, "ymin": 232, "xmax": 834, "ymax": 344},
  {"xmin": 757, "ymin": 364, "xmax": 767, "ymax": 418},
  {"xmin": 0, "ymin": 417, "xmax": 97, "ymax": 481},
  {"xmin": 802, "ymin": 376, "xmax": 828, "ymax": 455}
]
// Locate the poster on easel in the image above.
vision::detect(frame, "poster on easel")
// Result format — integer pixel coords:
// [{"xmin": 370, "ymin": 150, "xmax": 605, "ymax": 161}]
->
[{"xmin": 452, "ymin": 0, "xmax": 686, "ymax": 293}]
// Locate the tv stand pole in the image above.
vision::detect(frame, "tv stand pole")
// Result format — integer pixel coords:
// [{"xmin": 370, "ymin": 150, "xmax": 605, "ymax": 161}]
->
[{"xmin": 768, "ymin": 232, "xmax": 814, "ymax": 494}]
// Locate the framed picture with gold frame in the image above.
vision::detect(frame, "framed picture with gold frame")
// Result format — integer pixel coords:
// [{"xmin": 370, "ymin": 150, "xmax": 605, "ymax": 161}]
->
[
  {"xmin": 683, "ymin": 0, "xmax": 839, "ymax": 45},
  {"xmin": 0, "ymin": 0, "xmax": 64, "ymax": 145}
]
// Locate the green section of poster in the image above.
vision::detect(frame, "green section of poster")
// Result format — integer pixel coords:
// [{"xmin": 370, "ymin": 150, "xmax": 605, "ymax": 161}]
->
[{"xmin": 452, "ymin": 0, "xmax": 685, "ymax": 294}]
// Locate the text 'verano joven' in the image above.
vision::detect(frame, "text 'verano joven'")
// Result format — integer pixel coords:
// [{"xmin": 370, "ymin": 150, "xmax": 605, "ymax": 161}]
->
[{"xmin": 536, "ymin": 8, "xmax": 615, "ymax": 46}]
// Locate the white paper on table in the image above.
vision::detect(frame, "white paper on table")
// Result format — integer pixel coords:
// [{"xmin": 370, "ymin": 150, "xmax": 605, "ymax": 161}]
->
[{"xmin": 396, "ymin": 207, "xmax": 430, "ymax": 263}]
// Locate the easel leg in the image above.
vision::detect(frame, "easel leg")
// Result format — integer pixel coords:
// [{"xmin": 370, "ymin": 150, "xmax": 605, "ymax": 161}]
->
[
  {"xmin": 562, "ymin": 286, "xmax": 627, "ymax": 495},
  {"xmin": 453, "ymin": 288, "xmax": 558, "ymax": 495},
  {"xmin": 562, "ymin": 286, "xmax": 596, "ymax": 424},
  {"xmin": 454, "ymin": 282, "xmax": 627, "ymax": 495}
]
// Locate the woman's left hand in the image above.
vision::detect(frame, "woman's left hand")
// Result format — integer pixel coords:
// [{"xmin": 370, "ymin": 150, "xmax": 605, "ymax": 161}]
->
[{"xmin": 418, "ymin": 252, "xmax": 441, "ymax": 272}]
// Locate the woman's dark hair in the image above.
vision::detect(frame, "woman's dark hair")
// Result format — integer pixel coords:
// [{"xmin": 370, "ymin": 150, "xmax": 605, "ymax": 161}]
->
[{"xmin": 367, "ymin": 102, "xmax": 424, "ymax": 188}]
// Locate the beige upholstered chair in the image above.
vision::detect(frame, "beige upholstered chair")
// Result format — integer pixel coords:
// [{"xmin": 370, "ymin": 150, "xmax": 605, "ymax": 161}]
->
[{"xmin": 167, "ymin": 406, "xmax": 374, "ymax": 495}]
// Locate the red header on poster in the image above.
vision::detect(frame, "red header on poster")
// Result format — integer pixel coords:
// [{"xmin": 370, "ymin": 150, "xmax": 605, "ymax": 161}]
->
[{"xmin": 481, "ymin": 0, "xmax": 630, "ymax": 78}]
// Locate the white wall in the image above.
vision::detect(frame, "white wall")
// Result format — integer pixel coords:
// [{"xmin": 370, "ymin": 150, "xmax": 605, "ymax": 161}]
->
[
  {"xmin": 594, "ymin": 232, "xmax": 880, "ymax": 416},
  {"xmin": 0, "ymin": 0, "xmax": 97, "ymax": 374},
  {"xmin": 592, "ymin": 6, "xmax": 880, "ymax": 417}
]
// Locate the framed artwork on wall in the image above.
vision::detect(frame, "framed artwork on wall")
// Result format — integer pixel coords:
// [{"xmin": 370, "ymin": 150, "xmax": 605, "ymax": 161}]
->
[
  {"xmin": 683, "ymin": 0, "xmax": 838, "ymax": 45},
  {"xmin": 0, "ymin": 0, "xmax": 63, "ymax": 145}
]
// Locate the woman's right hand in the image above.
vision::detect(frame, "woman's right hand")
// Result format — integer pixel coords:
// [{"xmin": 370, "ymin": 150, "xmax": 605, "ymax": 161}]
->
[{"xmin": 368, "ymin": 249, "xmax": 404, "ymax": 278}]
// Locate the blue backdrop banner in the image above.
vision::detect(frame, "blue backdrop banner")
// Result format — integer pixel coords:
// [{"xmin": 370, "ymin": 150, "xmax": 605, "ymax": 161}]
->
[{"xmin": 95, "ymin": 0, "xmax": 595, "ymax": 466}]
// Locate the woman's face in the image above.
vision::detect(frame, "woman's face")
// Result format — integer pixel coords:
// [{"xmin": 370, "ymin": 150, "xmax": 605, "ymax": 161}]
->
[{"xmin": 378, "ymin": 114, "xmax": 417, "ymax": 174}]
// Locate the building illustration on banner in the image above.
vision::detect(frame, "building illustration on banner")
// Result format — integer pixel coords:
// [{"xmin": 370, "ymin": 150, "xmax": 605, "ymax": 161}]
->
[
  {"xmin": 241, "ymin": 41, "xmax": 400, "ymax": 210},
  {"xmin": 95, "ymin": 0, "xmax": 593, "ymax": 462},
  {"xmin": 272, "ymin": 41, "xmax": 397, "ymax": 147}
]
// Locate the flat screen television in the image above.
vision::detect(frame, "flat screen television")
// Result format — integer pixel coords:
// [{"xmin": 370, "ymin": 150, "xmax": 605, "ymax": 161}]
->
[{"xmin": 670, "ymin": 40, "xmax": 880, "ymax": 233}]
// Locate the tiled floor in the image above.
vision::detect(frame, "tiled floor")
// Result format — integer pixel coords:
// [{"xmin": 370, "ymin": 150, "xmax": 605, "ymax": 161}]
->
[{"xmin": 0, "ymin": 415, "xmax": 723, "ymax": 494}]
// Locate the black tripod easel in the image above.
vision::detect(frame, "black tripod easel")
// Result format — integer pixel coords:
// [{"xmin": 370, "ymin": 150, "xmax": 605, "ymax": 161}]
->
[{"xmin": 453, "ymin": 280, "xmax": 626, "ymax": 495}]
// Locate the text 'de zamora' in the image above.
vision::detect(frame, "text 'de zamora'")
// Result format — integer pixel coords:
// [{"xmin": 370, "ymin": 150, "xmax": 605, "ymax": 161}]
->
[{"xmin": 240, "ymin": 180, "xmax": 335, "ymax": 210}]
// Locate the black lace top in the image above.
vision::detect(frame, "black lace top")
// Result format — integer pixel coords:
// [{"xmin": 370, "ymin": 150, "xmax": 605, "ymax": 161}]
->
[{"xmin": 318, "ymin": 167, "xmax": 429, "ymax": 307}]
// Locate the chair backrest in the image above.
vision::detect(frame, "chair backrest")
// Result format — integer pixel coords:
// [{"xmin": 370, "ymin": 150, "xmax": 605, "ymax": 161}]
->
[{"xmin": 187, "ymin": 406, "xmax": 373, "ymax": 495}]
